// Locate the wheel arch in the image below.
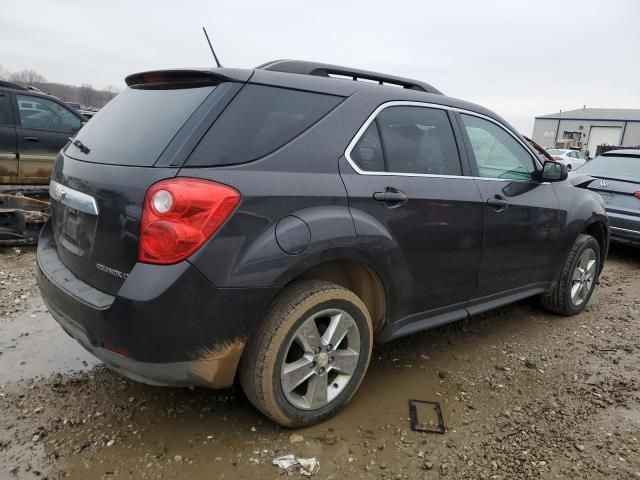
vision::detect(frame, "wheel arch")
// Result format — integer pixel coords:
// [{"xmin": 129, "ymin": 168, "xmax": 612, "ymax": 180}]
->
[
  {"xmin": 582, "ymin": 217, "xmax": 609, "ymax": 272},
  {"xmin": 271, "ymin": 256, "xmax": 389, "ymax": 341}
]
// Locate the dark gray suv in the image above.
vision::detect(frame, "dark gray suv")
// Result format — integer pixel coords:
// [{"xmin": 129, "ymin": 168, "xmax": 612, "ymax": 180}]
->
[{"xmin": 36, "ymin": 61, "xmax": 609, "ymax": 427}]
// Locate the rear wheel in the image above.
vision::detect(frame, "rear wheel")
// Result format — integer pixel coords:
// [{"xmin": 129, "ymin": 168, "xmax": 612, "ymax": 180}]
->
[
  {"xmin": 541, "ymin": 234, "xmax": 600, "ymax": 315},
  {"xmin": 240, "ymin": 281, "xmax": 373, "ymax": 427}
]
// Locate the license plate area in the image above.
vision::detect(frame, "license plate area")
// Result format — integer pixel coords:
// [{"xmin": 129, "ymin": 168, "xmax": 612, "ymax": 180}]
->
[
  {"xmin": 49, "ymin": 180, "xmax": 100, "ymax": 257},
  {"xmin": 57, "ymin": 205, "xmax": 98, "ymax": 257},
  {"xmin": 63, "ymin": 208, "xmax": 82, "ymax": 242}
]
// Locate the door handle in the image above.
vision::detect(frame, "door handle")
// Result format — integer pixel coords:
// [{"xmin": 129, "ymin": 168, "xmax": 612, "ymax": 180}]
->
[
  {"xmin": 24, "ymin": 136, "xmax": 40, "ymax": 142},
  {"xmin": 487, "ymin": 195, "xmax": 508, "ymax": 211},
  {"xmin": 373, "ymin": 188, "xmax": 408, "ymax": 207}
]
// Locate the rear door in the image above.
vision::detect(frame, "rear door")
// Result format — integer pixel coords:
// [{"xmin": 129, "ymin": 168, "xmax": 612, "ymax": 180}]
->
[
  {"xmin": 456, "ymin": 113, "xmax": 562, "ymax": 304},
  {"xmin": 14, "ymin": 93, "xmax": 83, "ymax": 184},
  {"xmin": 0, "ymin": 91, "xmax": 18, "ymax": 183},
  {"xmin": 340, "ymin": 104, "xmax": 483, "ymax": 333}
]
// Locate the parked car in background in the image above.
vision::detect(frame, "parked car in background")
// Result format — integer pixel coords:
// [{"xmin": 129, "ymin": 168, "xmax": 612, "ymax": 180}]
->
[
  {"xmin": 37, "ymin": 61, "xmax": 609, "ymax": 427},
  {"xmin": 1, "ymin": 81, "xmax": 85, "ymax": 185},
  {"xmin": 65, "ymin": 101, "xmax": 96, "ymax": 121},
  {"xmin": 547, "ymin": 148, "xmax": 587, "ymax": 170},
  {"xmin": 576, "ymin": 149, "xmax": 640, "ymax": 247},
  {"xmin": 524, "ymin": 136, "xmax": 554, "ymax": 164}
]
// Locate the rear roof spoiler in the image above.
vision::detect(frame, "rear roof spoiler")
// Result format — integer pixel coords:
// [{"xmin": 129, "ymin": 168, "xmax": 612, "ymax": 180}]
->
[
  {"xmin": 125, "ymin": 68, "xmax": 253, "ymax": 87},
  {"xmin": 257, "ymin": 60, "xmax": 442, "ymax": 95}
]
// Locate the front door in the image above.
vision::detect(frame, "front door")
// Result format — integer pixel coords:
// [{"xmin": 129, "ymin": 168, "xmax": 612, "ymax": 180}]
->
[
  {"xmin": 456, "ymin": 113, "xmax": 562, "ymax": 303},
  {"xmin": 0, "ymin": 91, "xmax": 18, "ymax": 183},
  {"xmin": 14, "ymin": 94, "xmax": 82, "ymax": 184},
  {"xmin": 340, "ymin": 105, "xmax": 483, "ymax": 335}
]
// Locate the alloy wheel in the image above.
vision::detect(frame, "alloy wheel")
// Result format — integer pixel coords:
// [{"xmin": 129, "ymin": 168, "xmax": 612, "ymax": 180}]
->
[
  {"xmin": 570, "ymin": 248, "xmax": 597, "ymax": 306},
  {"xmin": 281, "ymin": 308, "xmax": 361, "ymax": 410}
]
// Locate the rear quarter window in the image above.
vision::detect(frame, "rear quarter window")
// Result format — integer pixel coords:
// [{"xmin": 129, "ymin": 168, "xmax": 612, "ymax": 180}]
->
[{"xmin": 187, "ymin": 84, "xmax": 342, "ymax": 166}]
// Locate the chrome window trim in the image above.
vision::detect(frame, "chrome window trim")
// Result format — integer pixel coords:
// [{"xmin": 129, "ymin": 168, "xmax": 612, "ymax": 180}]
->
[
  {"xmin": 49, "ymin": 179, "xmax": 99, "ymax": 215},
  {"xmin": 344, "ymin": 100, "xmax": 542, "ymax": 181}
]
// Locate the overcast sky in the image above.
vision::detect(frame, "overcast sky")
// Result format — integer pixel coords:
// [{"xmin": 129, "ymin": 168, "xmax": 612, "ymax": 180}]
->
[{"xmin": 2, "ymin": 0, "xmax": 639, "ymax": 133}]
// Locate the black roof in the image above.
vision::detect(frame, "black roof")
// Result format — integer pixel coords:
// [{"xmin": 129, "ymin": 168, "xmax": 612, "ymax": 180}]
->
[
  {"xmin": 257, "ymin": 60, "xmax": 443, "ymax": 95},
  {"xmin": 0, "ymin": 80, "xmax": 29, "ymax": 91},
  {"xmin": 125, "ymin": 61, "xmax": 519, "ymax": 138}
]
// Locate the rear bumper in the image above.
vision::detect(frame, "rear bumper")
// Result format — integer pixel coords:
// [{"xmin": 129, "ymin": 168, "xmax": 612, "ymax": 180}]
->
[
  {"xmin": 607, "ymin": 211, "xmax": 640, "ymax": 247},
  {"xmin": 36, "ymin": 221, "xmax": 278, "ymax": 388}
]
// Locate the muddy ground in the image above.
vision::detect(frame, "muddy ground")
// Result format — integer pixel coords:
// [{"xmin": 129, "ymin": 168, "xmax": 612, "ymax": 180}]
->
[{"xmin": 1, "ymin": 246, "xmax": 639, "ymax": 480}]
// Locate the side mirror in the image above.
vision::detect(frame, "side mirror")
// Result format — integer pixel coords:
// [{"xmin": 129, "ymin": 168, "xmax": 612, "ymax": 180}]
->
[{"xmin": 541, "ymin": 161, "xmax": 568, "ymax": 182}]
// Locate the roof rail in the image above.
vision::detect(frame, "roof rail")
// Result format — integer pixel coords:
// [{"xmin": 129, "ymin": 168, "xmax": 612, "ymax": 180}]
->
[
  {"xmin": 0, "ymin": 80, "xmax": 28, "ymax": 91},
  {"xmin": 257, "ymin": 60, "xmax": 442, "ymax": 95}
]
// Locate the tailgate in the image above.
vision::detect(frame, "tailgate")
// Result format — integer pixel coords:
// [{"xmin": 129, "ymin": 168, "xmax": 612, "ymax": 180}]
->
[{"xmin": 49, "ymin": 155, "xmax": 179, "ymax": 295}]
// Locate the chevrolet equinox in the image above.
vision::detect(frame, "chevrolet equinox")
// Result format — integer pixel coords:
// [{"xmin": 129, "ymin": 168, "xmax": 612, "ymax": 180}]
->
[{"xmin": 37, "ymin": 60, "xmax": 609, "ymax": 427}]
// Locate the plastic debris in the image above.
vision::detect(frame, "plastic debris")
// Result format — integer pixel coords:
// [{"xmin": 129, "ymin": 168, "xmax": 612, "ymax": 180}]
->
[{"xmin": 273, "ymin": 454, "xmax": 320, "ymax": 476}]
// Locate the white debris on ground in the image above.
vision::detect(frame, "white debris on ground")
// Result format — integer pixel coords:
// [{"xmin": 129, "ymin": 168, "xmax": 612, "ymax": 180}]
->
[{"xmin": 273, "ymin": 454, "xmax": 320, "ymax": 476}]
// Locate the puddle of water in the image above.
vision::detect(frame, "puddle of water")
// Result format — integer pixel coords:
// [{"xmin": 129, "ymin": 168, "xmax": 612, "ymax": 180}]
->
[
  {"xmin": 0, "ymin": 300, "xmax": 98, "ymax": 383},
  {"xmin": 55, "ymin": 346, "xmax": 465, "ymax": 479}
]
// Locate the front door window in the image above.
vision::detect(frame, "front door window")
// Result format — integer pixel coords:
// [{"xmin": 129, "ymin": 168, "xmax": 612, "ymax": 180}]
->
[{"xmin": 17, "ymin": 95, "xmax": 81, "ymax": 133}]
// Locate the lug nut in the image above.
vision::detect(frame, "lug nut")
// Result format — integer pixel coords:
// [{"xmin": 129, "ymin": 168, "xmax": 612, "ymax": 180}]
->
[
  {"xmin": 318, "ymin": 367, "xmax": 325, "ymax": 375},
  {"xmin": 315, "ymin": 347, "xmax": 322, "ymax": 354},
  {"xmin": 326, "ymin": 344, "xmax": 332, "ymax": 352},
  {"xmin": 328, "ymin": 357, "xmax": 334, "ymax": 364}
]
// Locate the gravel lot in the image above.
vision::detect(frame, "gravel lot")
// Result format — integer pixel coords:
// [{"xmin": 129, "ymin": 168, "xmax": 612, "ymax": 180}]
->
[{"xmin": 1, "ymin": 245, "xmax": 639, "ymax": 479}]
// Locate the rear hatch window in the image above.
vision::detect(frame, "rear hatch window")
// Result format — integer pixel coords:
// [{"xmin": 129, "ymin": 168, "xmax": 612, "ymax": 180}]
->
[
  {"xmin": 65, "ymin": 85, "xmax": 215, "ymax": 166},
  {"xmin": 186, "ymin": 84, "xmax": 342, "ymax": 166}
]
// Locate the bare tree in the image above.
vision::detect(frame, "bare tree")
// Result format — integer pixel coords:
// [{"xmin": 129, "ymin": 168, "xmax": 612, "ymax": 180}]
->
[
  {"xmin": 2, "ymin": 66, "xmax": 119, "ymax": 108},
  {"xmin": 9, "ymin": 69, "xmax": 47, "ymax": 85},
  {"xmin": 79, "ymin": 84, "xmax": 96, "ymax": 107}
]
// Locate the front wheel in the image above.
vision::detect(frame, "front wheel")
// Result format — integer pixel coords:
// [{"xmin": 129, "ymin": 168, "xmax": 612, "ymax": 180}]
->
[
  {"xmin": 239, "ymin": 281, "xmax": 373, "ymax": 427},
  {"xmin": 541, "ymin": 234, "xmax": 600, "ymax": 315}
]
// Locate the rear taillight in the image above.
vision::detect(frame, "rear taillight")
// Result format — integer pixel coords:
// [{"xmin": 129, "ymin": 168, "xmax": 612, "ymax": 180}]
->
[
  {"xmin": 553, "ymin": 156, "xmax": 563, "ymax": 161},
  {"xmin": 139, "ymin": 178, "xmax": 240, "ymax": 264}
]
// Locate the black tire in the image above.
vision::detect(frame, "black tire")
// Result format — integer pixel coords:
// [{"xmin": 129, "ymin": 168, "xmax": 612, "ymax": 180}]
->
[
  {"xmin": 541, "ymin": 234, "xmax": 600, "ymax": 315},
  {"xmin": 239, "ymin": 280, "xmax": 373, "ymax": 427}
]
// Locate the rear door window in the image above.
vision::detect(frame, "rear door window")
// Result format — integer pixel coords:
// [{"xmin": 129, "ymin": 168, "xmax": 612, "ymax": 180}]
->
[
  {"xmin": 187, "ymin": 85, "xmax": 342, "ymax": 166},
  {"xmin": 65, "ymin": 86, "xmax": 215, "ymax": 166},
  {"xmin": 350, "ymin": 106, "xmax": 462, "ymax": 176}
]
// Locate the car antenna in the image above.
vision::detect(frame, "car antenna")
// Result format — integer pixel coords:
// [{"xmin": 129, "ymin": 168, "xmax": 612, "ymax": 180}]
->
[{"xmin": 202, "ymin": 26, "xmax": 222, "ymax": 68}]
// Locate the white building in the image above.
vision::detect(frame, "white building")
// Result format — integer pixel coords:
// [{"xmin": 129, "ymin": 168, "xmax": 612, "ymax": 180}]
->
[{"xmin": 532, "ymin": 108, "xmax": 640, "ymax": 157}]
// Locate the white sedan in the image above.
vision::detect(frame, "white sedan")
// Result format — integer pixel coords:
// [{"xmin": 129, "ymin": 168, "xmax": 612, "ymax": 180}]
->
[{"xmin": 547, "ymin": 149, "xmax": 587, "ymax": 170}]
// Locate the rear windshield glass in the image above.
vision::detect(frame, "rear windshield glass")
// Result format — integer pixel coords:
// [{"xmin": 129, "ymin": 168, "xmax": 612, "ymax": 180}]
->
[
  {"xmin": 187, "ymin": 84, "xmax": 342, "ymax": 166},
  {"xmin": 65, "ymin": 86, "xmax": 214, "ymax": 166},
  {"xmin": 577, "ymin": 155, "xmax": 640, "ymax": 182}
]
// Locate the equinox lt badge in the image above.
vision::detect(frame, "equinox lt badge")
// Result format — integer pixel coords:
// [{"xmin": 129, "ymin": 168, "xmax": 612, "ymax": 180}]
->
[{"xmin": 96, "ymin": 263, "xmax": 129, "ymax": 279}]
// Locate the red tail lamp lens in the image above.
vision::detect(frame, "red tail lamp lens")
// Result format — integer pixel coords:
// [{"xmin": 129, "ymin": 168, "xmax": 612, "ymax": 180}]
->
[{"xmin": 139, "ymin": 178, "xmax": 240, "ymax": 264}]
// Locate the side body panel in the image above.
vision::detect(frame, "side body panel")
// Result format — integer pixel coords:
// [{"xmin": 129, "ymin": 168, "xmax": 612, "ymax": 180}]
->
[
  {"xmin": 185, "ymin": 90, "xmax": 369, "ymax": 288},
  {"xmin": 551, "ymin": 182, "xmax": 609, "ymax": 273}
]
